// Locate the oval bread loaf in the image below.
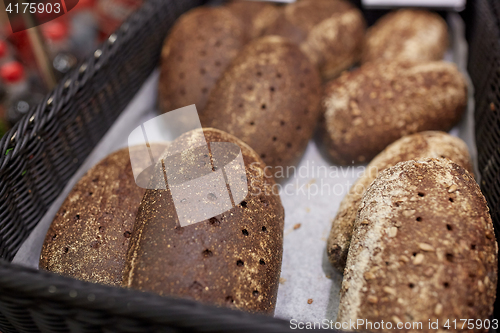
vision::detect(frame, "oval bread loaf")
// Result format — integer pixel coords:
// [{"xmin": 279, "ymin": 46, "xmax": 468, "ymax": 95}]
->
[
  {"xmin": 327, "ymin": 131, "xmax": 473, "ymax": 271},
  {"xmin": 225, "ymin": 0, "xmax": 280, "ymax": 40},
  {"xmin": 158, "ymin": 7, "xmax": 246, "ymax": 114},
  {"xmin": 320, "ymin": 61, "xmax": 467, "ymax": 165},
  {"xmin": 123, "ymin": 128, "xmax": 284, "ymax": 314},
  {"xmin": 39, "ymin": 146, "xmax": 165, "ymax": 286},
  {"xmin": 338, "ymin": 159, "xmax": 497, "ymax": 330},
  {"xmin": 263, "ymin": 0, "xmax": 365, "ymax": 80},
  {"xmin": 362, "ymin": 9, "xmax": 448, "ymax": 64},
  {"xmin": 200, "ymin": 36, "xmax": 321, "ymax": 173}
]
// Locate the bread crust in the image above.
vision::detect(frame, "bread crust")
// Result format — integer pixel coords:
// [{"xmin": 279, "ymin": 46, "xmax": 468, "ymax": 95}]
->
[
  {"xmin": 201, "ymin": 36, "xmax": 321, "ymax": 173},
  {"xmin": 39, "ymin": 147, "xmax": 163, "ymax": 286},
  {"xmin": 122, "ymin": 128, "xmax": 284, "ymax": 314},
  {"xmin": 362, "ymin": 9, "xmax": 448, "ymax": 64},
  {"xmin": 158, "ymin": 7, "xmax": 246, "ymax": 114},
  {"xmin": 320, "ymin": 61, "xmax": 467, "ymax": 165},
  {"xmin": 225, "ymin": 0, "xmax": 280, "ymax": 40},
  {"xmin": 338, "ymin": 159, "xmax": 497, "ymax": 331},
  {"xmin": 264, "ymin": 0, "xmax": 365, "ymax": 80},
  {"xmin": 327, "ymin": 131, "xmax": 473, "ymax": 271}
]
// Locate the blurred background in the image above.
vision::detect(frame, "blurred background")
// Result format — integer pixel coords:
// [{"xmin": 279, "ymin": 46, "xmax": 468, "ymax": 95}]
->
[{"xmin": 0, "ymin": 0, "xmax": 144, "ymax": 139}]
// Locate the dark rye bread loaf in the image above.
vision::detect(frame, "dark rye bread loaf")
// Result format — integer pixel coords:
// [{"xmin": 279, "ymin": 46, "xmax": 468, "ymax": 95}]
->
[
  {"xmin": 362, "ymin": 9, "xmax": 448, "ymax": 64},
  {"xmin": 338, "ymin": 159, "xmax": 497, "ymax": 330},
  {"xmin": 39, "ymin": 146, "xmax": 165, "ymax": 286},
  {"xmin": 320, "ymin": 61, "xmax": 467, "ymax": 165},
  {"xmin": 327, "ymin": 131, "xmax": 473, "ymax": 271},
  {"xmin": 200, "ymin": 36, "xmax": 321, "ymax": 173},
  {"xmin": 264, "ymin": 0, "xmax": 365, "ymax": 80},
  {"xmin": 123, "ymin": 128, "xmax": 284, "ymax": 314},
  {"xmin": 225, "ymin": 0, "xmax": 280, "ymax": 40},
  {"xmin": 158, "ymin": 6, "xmax": 246, "ymax": 114}
]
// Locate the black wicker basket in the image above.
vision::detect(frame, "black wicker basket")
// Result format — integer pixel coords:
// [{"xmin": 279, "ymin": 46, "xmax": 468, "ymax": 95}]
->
[
  {"xmin": 0, "ymin": 0, "xmax": 498, "ymax": 331},
  {"xmin": 467, "ymin": 0, "xmax": 500, "ymax": 322}
]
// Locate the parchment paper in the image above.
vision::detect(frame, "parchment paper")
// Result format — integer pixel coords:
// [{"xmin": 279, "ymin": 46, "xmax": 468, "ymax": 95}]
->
[{"xmin": 13, "ymin": 12, "xmax": 475, "ymax": 324}]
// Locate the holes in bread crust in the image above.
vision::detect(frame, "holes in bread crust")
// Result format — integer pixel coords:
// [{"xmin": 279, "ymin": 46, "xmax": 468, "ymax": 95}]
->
[
  {"xmin": 446, "ymin": 224, "xmax": 453, "ymax": 231},
  {"xmin": 236, "ymin": 260, "xmax": 244, "ymax": 267},
  {"xmin": 272, "ymin": 136, "xmax": 277, "ymax": 142},
  {"xmin": 209, "ymin": 217, "xmax": 220, "ymax": 226},
  {"xmin": 52, "ymin": 234, "xmax": 57, "ymax": 241},
  {"xmin": 63, "ymin": 247, "xmax": 69, "ymax": 253},
  {"xmin": 416, "ymin": 217, "xmax": 422, "ymax": 222},
  {"xmin": 225, "ymin": 296, "xmax": 234, "ymax": 304},
  {"xmin": 280, "ymin": 121, "xmax": 285, "ymax": 126},
  {"xmin": 408, "ymin": 283, "xmax": 415, "ymax": 288},
  {"xmin": 471, "ymin": 244, "xmax": 476, "ymax": 250},
  {"xmin": 260, "ymin": 153, "xmax": 266, "ymax": 159},
  {"xmin": 446, "ymin": 253, "xmax": 454, "ymax": 262},
  {"xmin": 201, "ymin": 87, "xmax": 208, "ymax": 94},
  {"xmin": 74, "ymin": 214, "xmax": 80, "ymax": 221},
  {"xmin": 286, "ymin": 142, "xmax": 292, "ymax": 148},
  {"xmin": 250, "ymin": 121, "xmax": 255, "ymax": 126},
  {"xmin": 124, "ymin": 231, "xmax": 131, "ymax": 238},
  {"xmin": 261, "ymin": 104, "xmax": 266, "ymax": 110},
  {"xmin": 202, "ymin": 249, "xmax": 213, "ymax": 258},
  {"xmin": 259, "ymin": 259, "xmax": 265, "ymax": 265},
  {"xmin": 270, "ymin": 86, "xmax": 275, "ymax": 92},
  {"xmin": 242, "ymin": 229, "xmax": 249, "ymax": 236},
  {"xmin": 262, "ymin": 226, "xmax": 267, "ymax": 232},
  {"xmin": 418, "ymin": 192, "xmax": 425, "ymax": 197},
  {"xmin": 443, "ymin": 282, "xmax": 450, "ymax": 288},
  {"xmin": 253, "ymin": 290, "xmax": 259, "ymax": 296},
  {"xmin": 190, "ymin": 281, "xmax": 203, "ymax": 293},
  {"xmin": 449, "ymin": 197, "xmax": 454, "ymax": 203}
]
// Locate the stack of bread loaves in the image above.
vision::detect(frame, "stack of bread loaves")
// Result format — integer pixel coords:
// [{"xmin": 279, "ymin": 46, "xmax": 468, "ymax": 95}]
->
[{"xmin": 38, "ymin": 1, "xmax": 497, "ymax": 324}]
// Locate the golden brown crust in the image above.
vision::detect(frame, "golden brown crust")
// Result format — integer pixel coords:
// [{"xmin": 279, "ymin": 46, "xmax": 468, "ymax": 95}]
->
[
  {"xmin": 225, "ymin": 0, "xmax": 280, "ymax": 40},
  {"xmin": 264, "ymin": 0, "xmax": 365, "ymax": 80},
  {"xmin": 122, "ymin": 128, "xmax": 284, "ymax": 315},
  {"xmin": 320, "ymin": 61, "xmax": 468, "ymax": 165},
  {"xmin": 158, "ymin": 6, "xmax": 246, "ymax": 114},
  {"xmin": 39, "ymin": 147, "xmax": 163, "ymax": 286},
  {"xmin": 200, "ymin": 36, "xmax": 321, "ymax": 173},
  {"xmin": 338, "ymin": 159, "xmax": 498, "ymax": 331},
  {"xmin": 327, "ymin": 131, "xmax": 473, "ymax": 271},
  {"xmin": 362, "ymin": 9, "xmax": 448, "ymax": 64}
]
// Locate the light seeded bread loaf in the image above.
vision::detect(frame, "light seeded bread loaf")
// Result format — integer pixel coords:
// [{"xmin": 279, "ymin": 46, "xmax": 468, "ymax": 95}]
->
[
  {"xmin": 338, "ymin": 159, "xmax": 497, "ymax": 331},
  {"xmin": 320, "ymin": 61, "xmax": 467, "ymax": 165},
  {"xmin": 200, "ymin": 36, "xmax": 321, "ymax": 173},
  {"xmin": 225, "ymin": 1, "xmax": 280, "ymax": 40},
  {"xmin": 40, "ymin": 146, "xmax": 165, "ymax": 286},
  {"xmin": 263, "ymin": 0, "xmax": 365, "ymax": 80},
  {"xmin": 362, "ymin": 9, "xmax": 448, "ymax": 64},
  {"xmin": 123, "ymin": 128, "xmax": 284, "ymax": 314},
  {"xmin": 327, "ymin": 131, "xmax": 473, "ymax": 271},
  {"xmin": 158, "ymin": 7, "xmax": 246, "ymax": 114}
]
